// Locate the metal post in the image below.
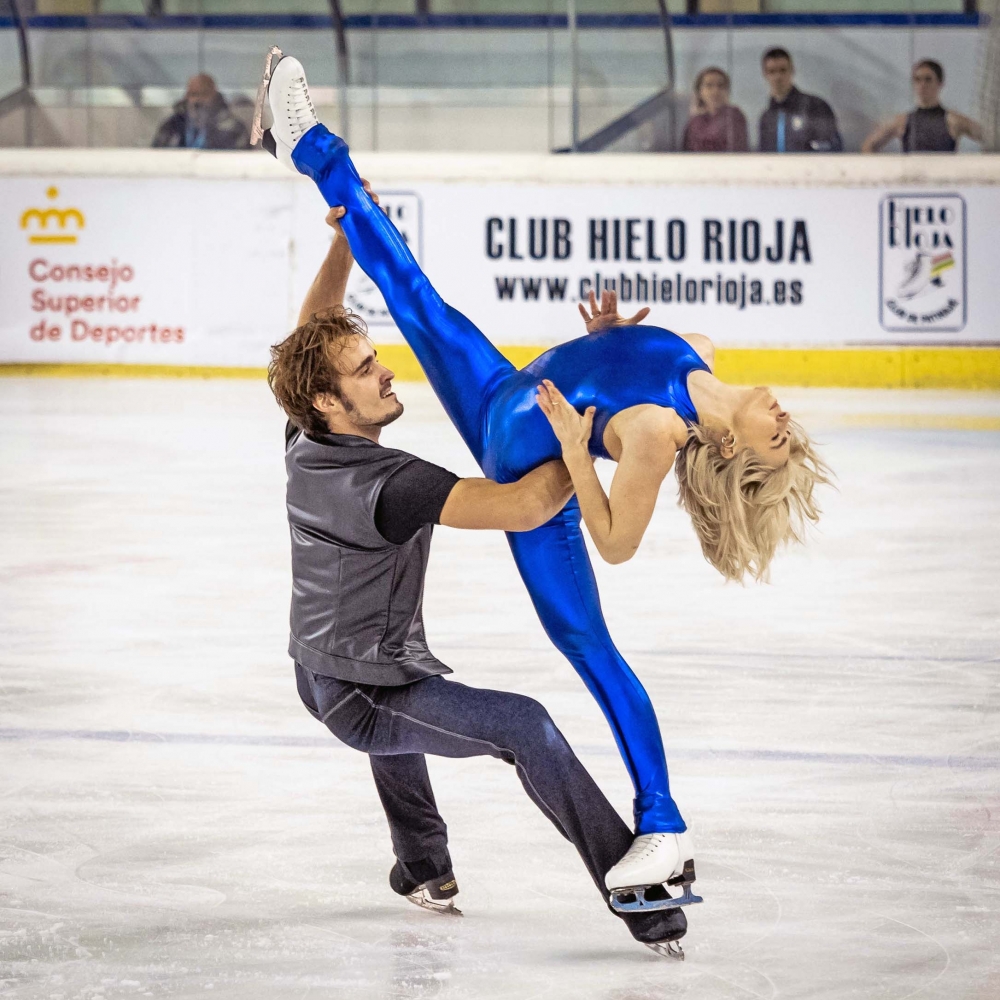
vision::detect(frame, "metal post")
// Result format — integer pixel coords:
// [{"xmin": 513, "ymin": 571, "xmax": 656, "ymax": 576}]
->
[
  {"xmin": 329, "ymin": 0, "xmax": 350, "ymax": 143},
  {"xmin": 11, "ymin": 0, "xmax": 31, "ymax": 88},
  {"xmin": 568, "ymin": 0, "xmax": 579, "ymax": 152}
]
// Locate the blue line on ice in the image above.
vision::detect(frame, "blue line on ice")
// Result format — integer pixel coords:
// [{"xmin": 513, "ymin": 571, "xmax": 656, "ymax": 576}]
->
[{"xmin": 1, "ymin": 727, "xmax": 996, "ymax": 771}]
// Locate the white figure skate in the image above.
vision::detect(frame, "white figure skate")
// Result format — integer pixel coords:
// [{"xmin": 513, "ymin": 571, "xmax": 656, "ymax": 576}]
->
[
  {"xmin": 897, "ymin": 251, "xmax": 932, "ymax": 300},
  {"xmin": 251, "ymin": 46, "xmax": 319, "ymax": 170},
  {"xmin": 605, "ymin": 829, "xmax": 702, "ymax": 914}
]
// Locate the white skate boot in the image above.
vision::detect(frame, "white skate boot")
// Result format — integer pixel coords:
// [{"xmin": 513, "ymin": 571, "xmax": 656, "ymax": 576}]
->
[
  {"xmin": 251, "ymin": 46, "xmax": 319, "ymax": 170},
  {"xmin": 896, "ymin": 251, "xmax": 932, "ymax": 300},
  {"xmin": 605, "ymin": 829, "xmax": 702, "ymax": 914}
]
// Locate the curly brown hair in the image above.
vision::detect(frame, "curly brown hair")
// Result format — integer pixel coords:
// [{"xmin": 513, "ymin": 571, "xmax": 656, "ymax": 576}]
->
[{"xmin": 268, "ymin": 306, "xmax": 369, "ymax": 437}]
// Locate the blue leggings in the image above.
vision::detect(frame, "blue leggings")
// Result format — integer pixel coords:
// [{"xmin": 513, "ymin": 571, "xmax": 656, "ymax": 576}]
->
[{"xmin": 292, "ymin": 125, "xmax": 684, "ymax": 834}]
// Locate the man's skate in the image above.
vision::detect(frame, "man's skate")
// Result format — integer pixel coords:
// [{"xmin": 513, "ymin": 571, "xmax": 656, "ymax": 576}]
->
[
  {"xmin": 390, "ymin": 862, "xmax": 463, "ymax": 917},
  {"xmin": 251, "ymin": 45, "xmax": 320, "ymax": 169},
  {"xmin": 606, "ymin": 830, "xmax": 703, "ymax": 915}
]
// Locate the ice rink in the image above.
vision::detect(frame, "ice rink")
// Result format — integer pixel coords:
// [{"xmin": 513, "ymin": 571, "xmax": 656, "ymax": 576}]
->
[{"xmin": 1, "ymin": 376, "xmax": 998, "ymax": 1000}]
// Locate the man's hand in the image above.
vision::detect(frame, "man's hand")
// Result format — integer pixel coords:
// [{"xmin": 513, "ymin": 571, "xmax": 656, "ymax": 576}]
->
[
  {"xmin": 578, "ymin": 288, "xmax": 649, "ymax": 333},
  {"xmin": 536, "ymin": 379, "xmax": 594, "ymax": 457},
  {"xmin": 326, "ymin": 177, "xmax": 380, "ymax": 233}
]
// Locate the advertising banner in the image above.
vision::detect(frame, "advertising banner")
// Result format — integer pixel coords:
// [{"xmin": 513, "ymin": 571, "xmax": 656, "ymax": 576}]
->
[{"xmin": 1, "ymin": 174, "xmax": 997, "ymax": 368}]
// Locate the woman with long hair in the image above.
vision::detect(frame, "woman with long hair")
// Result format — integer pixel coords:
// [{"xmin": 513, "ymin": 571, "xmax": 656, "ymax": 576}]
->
[
  {"xmin": 255, "ymin": 51, "xmax": 830, "ymax": 913},
  {"xmin": 682, "ymin": 66, "xmax": 749, "ymax": 152}
]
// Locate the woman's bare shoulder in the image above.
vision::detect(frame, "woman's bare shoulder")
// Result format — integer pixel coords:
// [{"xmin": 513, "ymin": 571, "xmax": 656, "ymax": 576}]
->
[
  {"xmin": 676, "ymin": 332, "xmax": 715, "ymax": 369},
  {"xmin": 607, "ymin": 404, "xmax": 687, "ymax": 461}
]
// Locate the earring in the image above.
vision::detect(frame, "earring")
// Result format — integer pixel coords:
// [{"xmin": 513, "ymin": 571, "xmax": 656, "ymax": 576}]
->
[{"xmin": 722, "ymin": 433, "xmax": 735, "ymax": 450}]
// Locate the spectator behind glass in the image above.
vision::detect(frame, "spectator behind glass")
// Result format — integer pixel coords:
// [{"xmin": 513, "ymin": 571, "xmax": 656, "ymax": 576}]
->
[
  {"xmin": 758, "ymin": 48, "xmax": 842, "ymax": 153},
  {"xmin": 682, "ymin": 67, "xmax": 749, "ymax": 153},
  {"xmin": 861, "ymin": 60, "xmax": 982, "ymax": 154},
  {"xmin": 152, "ymin": 74, "xmax": 249, "ymax": 150}
]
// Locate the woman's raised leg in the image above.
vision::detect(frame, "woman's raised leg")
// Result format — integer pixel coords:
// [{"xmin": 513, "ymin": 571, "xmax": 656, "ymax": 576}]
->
[
  {"xmin": 291, "ymin": 124, "xmax": 512, "ymax": 460},
  {"xmin": 505, "ymin": 500, "xmax": 685, "ymax": 835}
]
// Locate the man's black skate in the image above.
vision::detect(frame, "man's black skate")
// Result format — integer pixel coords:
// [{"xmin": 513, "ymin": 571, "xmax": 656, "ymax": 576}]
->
[
  {"xmin": 390, "ymin": 861, "xmax": 463, "ymax": 916},
  {"xmin": 621, "ymin": 896, "xmax": 688, "ymax": 961}
]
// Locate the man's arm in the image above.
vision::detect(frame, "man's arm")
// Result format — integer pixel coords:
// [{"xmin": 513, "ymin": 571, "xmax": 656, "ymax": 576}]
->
[
  {"xmin": 758, "ymin": 108, "xmax": 775, "ymax": 153},
  {"xmin": 439, "ymin": 461, "xmax": 573, "ymax": 533},
  {"xmin": 296, "ymin": 181, "xmax": 381, "ymax": 328},
  {"xmin": 374, "ymin": 458, "xmax": 573, "ymax": 545},
  {"xmin": 296, "ymin": 209, "xmax": 355, "ymax": 328},
  {"xmin": 809, "ymin": 96, "xmax": 843, "ymax": 152}
]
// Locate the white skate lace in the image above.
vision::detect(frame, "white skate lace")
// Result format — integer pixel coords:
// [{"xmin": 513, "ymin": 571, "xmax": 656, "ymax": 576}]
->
[
  {"xmin": 284, "ymin": 74, "xmax": 318, "ymax": 139},
  {"xmin": 621, "ymin": 833, "xmax": 672, "ymax": 863}
]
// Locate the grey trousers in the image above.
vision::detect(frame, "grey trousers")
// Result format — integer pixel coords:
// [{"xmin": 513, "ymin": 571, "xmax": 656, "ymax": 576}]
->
[{"xmin": 295, "ymin": 663, "xmax": 686, "ymax": 945}]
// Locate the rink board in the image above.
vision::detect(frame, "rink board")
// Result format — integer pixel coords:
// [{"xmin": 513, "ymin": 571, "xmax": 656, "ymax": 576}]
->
[{"xmin": 0, "ymin": 151, "xmax": 998, "ymax": 385}]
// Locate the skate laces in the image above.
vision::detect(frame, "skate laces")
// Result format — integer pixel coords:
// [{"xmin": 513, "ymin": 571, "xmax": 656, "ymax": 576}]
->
[
  {"xmin": 284, "ymin": 73, "xmax": 318, "ymax": 138},
  {"xmin": 623, "ymin": 832, "xmax": 672, "ymax": 863}
]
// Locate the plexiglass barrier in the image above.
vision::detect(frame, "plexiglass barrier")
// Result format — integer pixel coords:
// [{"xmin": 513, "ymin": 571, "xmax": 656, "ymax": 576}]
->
[{"xmin": 0, "ymin": 1, "xmax": 993, "ymax": 153}]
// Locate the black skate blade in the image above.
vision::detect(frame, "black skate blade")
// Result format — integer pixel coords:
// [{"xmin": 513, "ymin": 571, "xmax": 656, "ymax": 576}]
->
[
  {"xmin": 251, "ymin": 44, "xmax": 283, "ymax": 146},
  {"xmin": 609, "ymin": 881, "xmax": 703, "ymax": 914}
]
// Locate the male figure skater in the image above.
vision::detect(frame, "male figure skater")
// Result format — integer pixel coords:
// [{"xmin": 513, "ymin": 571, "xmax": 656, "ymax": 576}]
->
[{"xmin": 268, "ymin": 201, "xmax": 689, "ymax": 959}]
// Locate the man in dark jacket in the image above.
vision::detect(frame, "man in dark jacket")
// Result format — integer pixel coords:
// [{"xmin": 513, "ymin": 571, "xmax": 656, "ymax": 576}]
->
[
  {"xmin": 758, "ymin": 47, "xmax": 842, "ymax": 153},
  {"xmin": 152, "ymin": 73, "xmax": 248, "ymax": 150},
  {"xmin": 266, "ymin": 194, "xmax": 690, "ymax": 959}
]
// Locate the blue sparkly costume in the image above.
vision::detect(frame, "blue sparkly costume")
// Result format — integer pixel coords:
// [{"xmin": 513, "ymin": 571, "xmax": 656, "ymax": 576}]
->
[{"xmin": 293, "ymin": 126, "xmax": 710, "ymax": 834}]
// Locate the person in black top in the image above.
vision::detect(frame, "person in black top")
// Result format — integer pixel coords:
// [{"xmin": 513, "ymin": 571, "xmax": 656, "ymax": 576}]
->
[
  {"xmin": 266, "ymin": 191, "xmax": 690, "ymax": 959},
  {"xmin": 862, "ymin": 59, "xmax": 982, "ymax": 154},
  {"xmin": 758, "ymin": 47, "xmax": 842, "ymax": 153}
]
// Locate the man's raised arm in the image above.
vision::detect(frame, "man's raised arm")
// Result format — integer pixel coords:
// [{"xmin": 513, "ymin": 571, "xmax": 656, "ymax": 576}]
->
[{"xmin": 296, "ymin": 180, "xmax": 380, "ymax": 328}]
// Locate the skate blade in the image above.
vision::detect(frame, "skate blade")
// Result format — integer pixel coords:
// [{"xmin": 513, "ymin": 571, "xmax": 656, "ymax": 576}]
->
[
  {"xmin": 608, "ymin": 880, "xmax": 703, "ymax": 914},
  {"xmin": 251, "ymin": 45, "xmax": 283, "ymax": 146},
  {"xmin": 645, "ymin": 940, "xmax": 684, "ymax": 961},
  {"xmin": 406, "ymin": 889, "xmax": 463, "ymax": 917}
]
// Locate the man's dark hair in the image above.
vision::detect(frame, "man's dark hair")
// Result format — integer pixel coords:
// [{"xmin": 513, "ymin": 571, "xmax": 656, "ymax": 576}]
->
[
  {"xmin": 268, "ymin": 306, "xmax": 369, "ymax": 437},
  {"xmin": 914, "ymin": 59, "xmax": 944, "ymax": 84},
  {"xmin": 762, "ymin": 47, "xmax": 793, "ymax": 68}
]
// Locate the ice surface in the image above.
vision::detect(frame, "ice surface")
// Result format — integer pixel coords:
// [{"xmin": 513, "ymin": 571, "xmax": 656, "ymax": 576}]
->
[{"xmin": 0, "ymin": 378, "xmax": 998, "ymax": 1000}]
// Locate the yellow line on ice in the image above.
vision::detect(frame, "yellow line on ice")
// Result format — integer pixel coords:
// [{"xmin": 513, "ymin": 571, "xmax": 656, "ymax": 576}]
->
[
  {"xmin": 839, "ymin": 414, "xmax": 1000, "ymax": 431},
  {"xmin": 1, "ymin": 347, "xmax": 999, "ymax": 390}
]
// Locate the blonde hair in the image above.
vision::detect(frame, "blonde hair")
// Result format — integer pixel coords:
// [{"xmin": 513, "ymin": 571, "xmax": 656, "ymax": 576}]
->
[{"xmin": 674, "ymin": 420, "xmax": 831, "ymax": 583}]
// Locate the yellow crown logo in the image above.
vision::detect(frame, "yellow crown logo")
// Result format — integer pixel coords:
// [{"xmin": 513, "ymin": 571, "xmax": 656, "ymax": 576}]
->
[{"xmin": 21, "ymin": 186, "xmax": 85, "ymax": 245}]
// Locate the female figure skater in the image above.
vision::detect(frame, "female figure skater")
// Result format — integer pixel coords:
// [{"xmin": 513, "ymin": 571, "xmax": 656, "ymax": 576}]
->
[{"xmin": 254, "ymin": 50, "xmax": 830, "ymax": 909}]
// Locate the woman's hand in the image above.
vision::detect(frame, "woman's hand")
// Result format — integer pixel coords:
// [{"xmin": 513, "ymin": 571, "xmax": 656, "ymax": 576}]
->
[
  {"xmin": 578, "ymin": 288, "xmax": 649, "ymax": 334},
  {"xmin": 536, "ymin": 379, "xmax": 594, "ymax": 456}
]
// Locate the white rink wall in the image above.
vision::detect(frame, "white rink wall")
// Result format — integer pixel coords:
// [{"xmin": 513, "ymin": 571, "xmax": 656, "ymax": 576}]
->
[{"xmin": 0, "ymin": 150, "xmax": 997, "ymax": 368}]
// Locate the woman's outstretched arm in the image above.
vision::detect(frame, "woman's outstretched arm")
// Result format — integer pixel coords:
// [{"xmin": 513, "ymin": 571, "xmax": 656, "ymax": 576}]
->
[{"xmin": 536, "ymin": 380, "xmax": 674, "ymax": 564}]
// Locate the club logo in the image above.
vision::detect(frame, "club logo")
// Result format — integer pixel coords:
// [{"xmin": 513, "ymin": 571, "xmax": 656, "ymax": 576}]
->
[
  {"xmin": 20, "ymin": 186, "xmax": 85, "ymax": 245},
  {"xmin": 879, "ymin": 193, "xmax": 966, "ymax": 332},
  {"xmin": 344, "ymin": 193, "xmax": 422, "ymax": 326}
]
